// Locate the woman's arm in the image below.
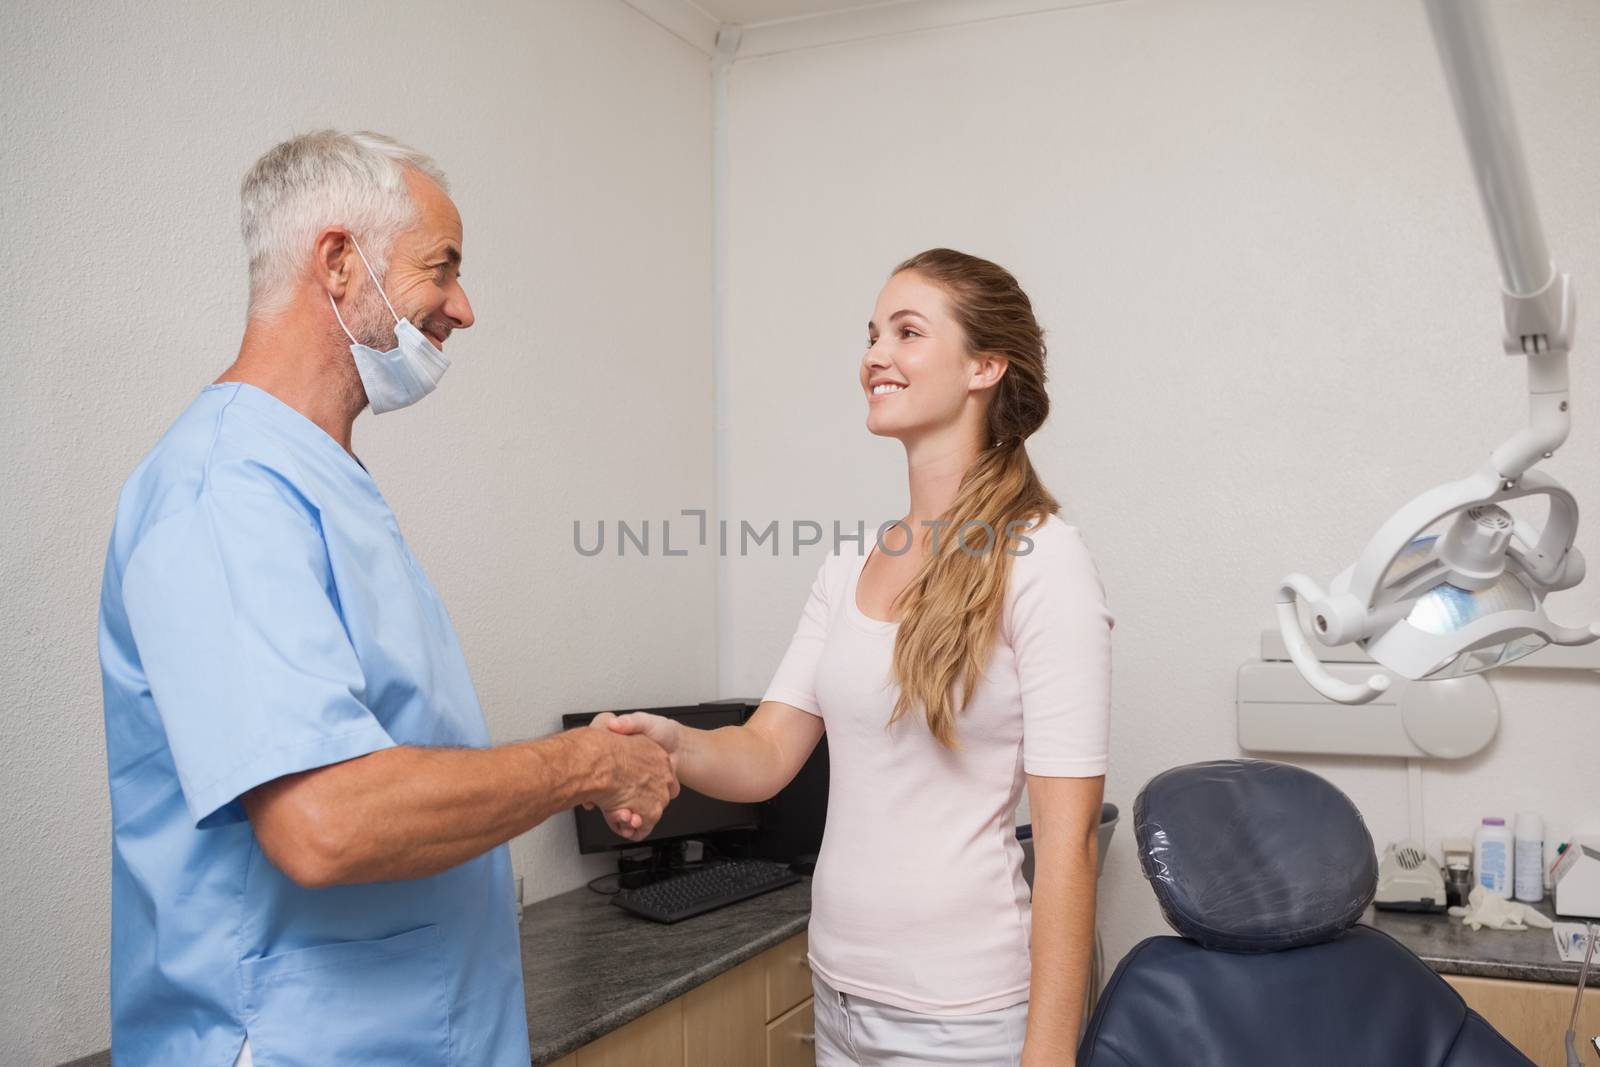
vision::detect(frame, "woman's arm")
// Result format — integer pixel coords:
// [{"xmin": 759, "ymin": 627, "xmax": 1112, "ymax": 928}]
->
[
  {"xmin": 591, "ymin": 701, "xmax": 824, "ymax": 840},
  {"xmin": 1021, "ymin": 772, "xmax": 1104, "ymax": 1067}
]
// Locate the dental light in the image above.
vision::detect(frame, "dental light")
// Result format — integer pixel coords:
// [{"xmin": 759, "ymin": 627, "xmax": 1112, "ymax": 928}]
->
[{"xmin": 1276, "ymin": 0, "xmax": 1599, "ymax": 706}]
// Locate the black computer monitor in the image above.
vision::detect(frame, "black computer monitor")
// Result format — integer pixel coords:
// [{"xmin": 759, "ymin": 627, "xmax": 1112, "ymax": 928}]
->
[{"xmin": 561, "ymin": 705, "xmax": 760, "ymax": 854}]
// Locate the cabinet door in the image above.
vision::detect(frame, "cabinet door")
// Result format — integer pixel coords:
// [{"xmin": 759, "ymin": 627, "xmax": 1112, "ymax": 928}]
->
[
  {"xmin": 575, "ymin": 999, "xmax": 683, "ymax": 1067},
  {"xmin": 684, "ymin": 953, "xmax": 767, "ymax": 1066},
  {"xmin": 1446, "ymin": 974, "xmax": 1600, "ymax": 1065},
  {"xmin": 765, "ymin": 932, "xmax": 812, "ymax": 1021},
  {"xmin": 767, "ymin": 998, "xmax": 816, "ymax": 1067}
]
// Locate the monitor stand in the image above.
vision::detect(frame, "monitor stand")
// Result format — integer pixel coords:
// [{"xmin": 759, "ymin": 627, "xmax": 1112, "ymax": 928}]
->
[{"xmin": 615, "ymin": 839, "xmax": 690, "ymax": 890}]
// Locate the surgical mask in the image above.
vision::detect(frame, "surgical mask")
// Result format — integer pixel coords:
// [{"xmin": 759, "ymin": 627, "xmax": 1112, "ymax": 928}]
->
[{"xmin": 328, "ymin": 236, "xmax": 450, "ymax": 414}]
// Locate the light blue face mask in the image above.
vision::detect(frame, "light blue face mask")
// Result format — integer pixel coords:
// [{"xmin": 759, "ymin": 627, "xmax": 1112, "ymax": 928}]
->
[{"xmin": 328, "ymin": 236, "xmax": 451, "ymax": 414}]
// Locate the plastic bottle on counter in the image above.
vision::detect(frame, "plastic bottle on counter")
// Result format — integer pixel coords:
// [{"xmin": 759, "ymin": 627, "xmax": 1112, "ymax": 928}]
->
[
  {"xmin": 1513, "ymin": 811, "xmax": 1544, "ymax": 903},
  {"xmin": 1474, "ymin": 817, "xmax": 1512, "ymax": 898}
]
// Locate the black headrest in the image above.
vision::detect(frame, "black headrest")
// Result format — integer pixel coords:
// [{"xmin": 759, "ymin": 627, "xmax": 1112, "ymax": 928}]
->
[{"xmin": 1133, "ymin": 759, "xmax": 1376, "ymax": 952}]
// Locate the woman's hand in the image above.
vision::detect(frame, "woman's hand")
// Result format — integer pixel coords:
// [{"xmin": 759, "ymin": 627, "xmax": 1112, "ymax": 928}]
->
[
  {"xmin": 584, "ymin": 712, "xmax": 684, "ymax": 840},
  {"xmin": 582, "ymin": 701, "xmax": 818, "ymax": 820},
  {"xmin": 602, "ymin": 711, "xmax": 685, "ymax": 763}
]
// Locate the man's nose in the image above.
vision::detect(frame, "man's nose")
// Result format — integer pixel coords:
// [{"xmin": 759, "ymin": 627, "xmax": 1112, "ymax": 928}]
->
[{"xmin": 447, "ymin": 284, "xmax": 475, "ymax": 330}]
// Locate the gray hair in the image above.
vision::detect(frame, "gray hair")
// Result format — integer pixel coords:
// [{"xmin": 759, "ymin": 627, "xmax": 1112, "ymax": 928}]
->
[{"xmin": 240, "ymin": 130, "xmax": 450, "ymax": 318}]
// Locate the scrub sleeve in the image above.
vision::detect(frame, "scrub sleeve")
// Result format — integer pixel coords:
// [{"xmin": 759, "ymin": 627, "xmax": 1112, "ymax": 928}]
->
[{"xmin": 121, "ymin": 487, "xmax": 396, "ymax": 828}]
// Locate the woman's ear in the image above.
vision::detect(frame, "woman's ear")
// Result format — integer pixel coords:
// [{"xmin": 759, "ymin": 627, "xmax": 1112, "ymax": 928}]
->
[{"xmin": 969, "ymin": 352, "xmax": 1009, "ymax": 392}]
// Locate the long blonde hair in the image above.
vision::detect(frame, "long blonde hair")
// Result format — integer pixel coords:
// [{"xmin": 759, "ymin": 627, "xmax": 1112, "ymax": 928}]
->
[{"xmin": 884, "ymin": 249, "xmax": 1059, "ymax": 749}]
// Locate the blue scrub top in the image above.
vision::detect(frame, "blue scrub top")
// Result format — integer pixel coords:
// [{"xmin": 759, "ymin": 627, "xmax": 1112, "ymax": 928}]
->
[{"xmin": 98, "ymin": 382, "xmax": 530, "ymax": 1067}]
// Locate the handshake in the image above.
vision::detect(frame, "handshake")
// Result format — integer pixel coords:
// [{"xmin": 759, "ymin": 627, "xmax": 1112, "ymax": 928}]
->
[{"xmin": 577, "ymin": 712, "xmax": 684, "ymax": 841}]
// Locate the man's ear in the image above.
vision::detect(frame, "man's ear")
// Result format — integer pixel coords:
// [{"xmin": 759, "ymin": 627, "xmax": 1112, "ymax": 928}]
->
[
  {"xmin": 313, "ymin": 226, "xmax": 354, "ymax": 300},
  {"xmin": 969, "ymin": 352, "xmax": 1009, "ymax": 392}
]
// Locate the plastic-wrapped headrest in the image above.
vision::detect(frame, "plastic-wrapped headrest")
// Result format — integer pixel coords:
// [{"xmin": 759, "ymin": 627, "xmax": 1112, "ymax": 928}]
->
[{"xmin": 1134, "ymin": 759, "xmax": 1376, "ymax": 952}]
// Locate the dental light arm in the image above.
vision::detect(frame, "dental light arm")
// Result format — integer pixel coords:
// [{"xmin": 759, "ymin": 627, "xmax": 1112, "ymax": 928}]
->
[
  {"xmin": 1428, "ymin": 0, "xmax": 1560, "ymax": 320},
  {"xmin": 1277, "ymin": 0, "xmax": 1597, "ymax": 705},
  {"xmin": 1426, "ymin": 0, "xmax": 1576, "ymax": 476}
]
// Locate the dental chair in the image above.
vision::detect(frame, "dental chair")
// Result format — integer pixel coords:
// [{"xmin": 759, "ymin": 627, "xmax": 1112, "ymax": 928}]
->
[{"xmin": 1076, "ymin": 759, "xmax": 1533, "ymax": 1066}]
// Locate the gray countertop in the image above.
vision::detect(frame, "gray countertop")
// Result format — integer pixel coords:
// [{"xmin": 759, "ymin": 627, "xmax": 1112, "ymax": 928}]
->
[
  {"xmin": 520, "ymin": 875, "xmax": 812, "ymax": 1065},
  {"xmin": 58, "ymin": 882, "xmax": 1592, "ymax": 1067},
  {"xmin": 1364, "ymin": 898, "xmax": 1590, "ymax": 986}
]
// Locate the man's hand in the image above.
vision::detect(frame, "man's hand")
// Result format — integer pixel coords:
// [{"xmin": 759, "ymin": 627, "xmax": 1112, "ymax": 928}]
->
[
  {"xmin": 242, "ymin": 717, "xmax": 690, "ymax": 887},
  {"xmin": 578, "ymin": 715, "xmax": 679, "ymax": 840},
  {"xmin": 584, "ymin": 712, "xmax": 683, "ymax": 840}
]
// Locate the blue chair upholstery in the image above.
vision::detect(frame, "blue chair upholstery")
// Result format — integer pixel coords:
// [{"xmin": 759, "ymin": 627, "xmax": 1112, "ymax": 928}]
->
[{"xmin": 1076, "ymin": 759, "xmax": 1532, "ymax": 1067}]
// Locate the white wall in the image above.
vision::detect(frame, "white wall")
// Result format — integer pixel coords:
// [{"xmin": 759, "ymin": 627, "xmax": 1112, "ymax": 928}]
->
[
  {"xmin": 0, "ymin": 2, "xmax": 713, "ymax": 1063},
  {"xmin": 720, "ymin": 0, "xmax": 1600, "ymax": 977}
]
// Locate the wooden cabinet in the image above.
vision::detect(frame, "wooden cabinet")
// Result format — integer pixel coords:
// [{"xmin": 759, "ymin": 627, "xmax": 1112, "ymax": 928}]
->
[
  {"xmin": 684, "ymin": 952, "xmax": 768, "ymax": 1063},
  {"xmin": 767, "ymin": 998, "xmax": 816, "ymax": 1067},
  {"xmin": 562, "ymin": 931, "xmax": 814, "ymax": 1067},
  {"xmin": 574, "ymin": 998, "xmax": 683, "ymax": 1067},
  {"xmin": 1445, "ymin": 974, "xmax": 1600, "ymax": 1065},
  {"xmin": 765, "ymin": 931, "xmax": 813, "ymax": 1020}
]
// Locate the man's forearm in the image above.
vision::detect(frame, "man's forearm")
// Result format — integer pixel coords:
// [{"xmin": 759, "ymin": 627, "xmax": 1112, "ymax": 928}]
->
[{"xmin": 248, "ymin": 729, "xmax": 608, "ymax": 886}]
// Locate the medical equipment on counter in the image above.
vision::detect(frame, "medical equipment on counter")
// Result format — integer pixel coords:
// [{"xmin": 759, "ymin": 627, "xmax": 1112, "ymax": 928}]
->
[
  {"xmin": 1554, "ymin": 922, "xmax": 1598, "ymax": 964},
  {"xmin": 1553, "ymin": 840, "xmax": 1600, "ymax": 920},
  {"xmin": 1548, "ymin": 832, "xmax": 1575, "ymax": 892},
  {"xmin": 1446, "ymin": 863, "xmax": 1474, "ymax": 910},
  {"xmin": 1376, "ymin": 841, "xmax": 1448, "ymax": 912},
  {"xmin": 1443, "ymin": 838, "xmax": 1475, "ymax": 907},
  {"xmin": 1515, "ymin": 811, "xmax": 1546, "ymax": 903},
  {"xmin": 1275, "ymin": 0, "xmax": 1599, "ymax": 706},
  {"xmin": 1476, "ymin": 817, "xmax": 1514, "ymax": 898}
]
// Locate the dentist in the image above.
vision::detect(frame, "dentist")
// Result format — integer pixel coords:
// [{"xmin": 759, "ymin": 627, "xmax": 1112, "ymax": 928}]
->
[{"xmin": 97, "ymin": 130, "xmax": 677, "ymax": 1067}]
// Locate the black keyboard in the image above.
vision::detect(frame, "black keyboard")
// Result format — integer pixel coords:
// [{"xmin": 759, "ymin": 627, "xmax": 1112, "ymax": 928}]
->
[{"xmin": 611, "ymin": 859, "xmax": 802, "ymax": 924}]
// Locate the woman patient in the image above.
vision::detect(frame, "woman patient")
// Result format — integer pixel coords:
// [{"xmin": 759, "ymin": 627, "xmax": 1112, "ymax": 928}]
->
[{"xmin": 596, "ymin": 248, "xmax": 1113, "ymax": 1066}]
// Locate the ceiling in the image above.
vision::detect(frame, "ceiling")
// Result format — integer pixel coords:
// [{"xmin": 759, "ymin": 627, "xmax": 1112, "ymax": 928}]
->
[{"xmin": 689, "ymin": 0, "xmax": 907, "ymax": 26}]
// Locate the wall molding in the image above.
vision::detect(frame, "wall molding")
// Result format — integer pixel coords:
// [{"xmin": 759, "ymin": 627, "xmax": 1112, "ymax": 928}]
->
[
  {"xmin": 711, "ymin": 25, "xmax": 741, "ymax": 697},
  {"xmin": 734, "ymin": 0, "xmax": 1126, "ymax": 61},
  {"xmin": 623, "ymin": 0, "xmax": 1125, "ymax": 62},
  {"xmin": 621, "ymin": 0, "xmax": 722, "ymax": 56}
]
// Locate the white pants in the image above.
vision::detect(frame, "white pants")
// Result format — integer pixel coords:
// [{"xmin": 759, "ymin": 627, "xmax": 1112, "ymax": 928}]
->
[{"xmin": 811, "ymin": 972, "xmax": 1028, "ymax": 1066}]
